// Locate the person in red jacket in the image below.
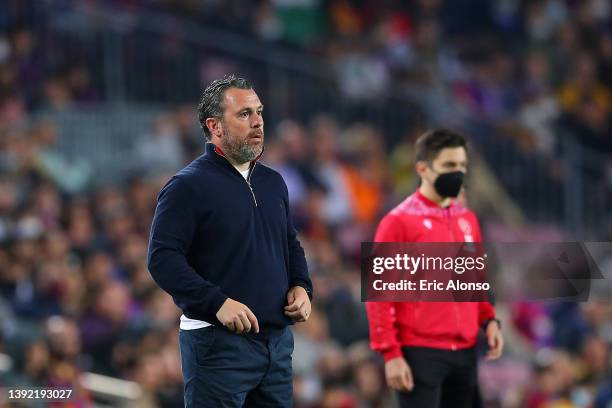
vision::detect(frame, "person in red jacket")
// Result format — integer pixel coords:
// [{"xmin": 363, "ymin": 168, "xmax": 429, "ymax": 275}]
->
[{"xmin": 366, "ymin": 129, "xmax": 503, "ymax": 408}]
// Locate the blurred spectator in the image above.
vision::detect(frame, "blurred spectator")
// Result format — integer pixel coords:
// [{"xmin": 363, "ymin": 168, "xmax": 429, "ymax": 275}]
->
[
  {"xmin": 135, "ymin": 114, "xmax": 184, "ymax": 176},
  {"xmin": 79, "ymin": 280, "xmax": 138, "ymax": 375},
  {"xmin": 311, "ymin": 115, "xmax": 353, "ymax": 227},
  {"xmin": 33, "ymin": 119, "xmax": 93, "ymax": 193},
  {"xmin": 333, "ymin": 43, "xmax": 390, "ymax": 101},
  {"xmin": 518, "ymin": 50, "xmax": 560, "ymax": 155},
  {"xmin": 558, "ymin": 51, "xmax": 612, "ymax": 152},
  {"xmin": 173, "ymin": 104, "xmax": 203, "ymax": 162},
  {"xmin": 338, "ymin": 124, "xmax": 388, "ymax": 226}
]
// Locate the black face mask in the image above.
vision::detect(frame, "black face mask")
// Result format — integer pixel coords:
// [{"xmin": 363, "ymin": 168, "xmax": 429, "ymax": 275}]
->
[{"xmin": 433, "ymin": 171, "xmax": 464, "ymax": 198}]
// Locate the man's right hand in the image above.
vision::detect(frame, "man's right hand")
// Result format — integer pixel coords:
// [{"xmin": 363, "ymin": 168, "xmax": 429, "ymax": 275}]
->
[
  {"xmin": 215, "ymin": 298, "xmax": 260, "ymax": 334},
  {"xmin": 385, "ymin": 357, "xmax": 414, "ymax": 392}
]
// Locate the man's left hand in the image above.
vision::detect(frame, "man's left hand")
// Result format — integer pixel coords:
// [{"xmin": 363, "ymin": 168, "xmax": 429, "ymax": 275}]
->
[
  {"xmin": 284, "ymin": 286, "xmax": 311, "ymax": 322},
  {"xmin": 485, "ymin": 321, "xmax": 504, "ymax": 360}
]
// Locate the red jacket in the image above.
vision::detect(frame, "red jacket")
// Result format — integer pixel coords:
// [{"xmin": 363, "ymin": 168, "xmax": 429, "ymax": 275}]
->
[{"xmin": 365, "ymin": 190, "xmax": 496, "ymax": 361}]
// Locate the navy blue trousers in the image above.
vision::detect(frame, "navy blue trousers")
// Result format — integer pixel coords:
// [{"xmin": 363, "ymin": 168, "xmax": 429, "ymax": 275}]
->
[{"xmin": 179, "ymin": 326, "xmax": 294, "ymax": 407}]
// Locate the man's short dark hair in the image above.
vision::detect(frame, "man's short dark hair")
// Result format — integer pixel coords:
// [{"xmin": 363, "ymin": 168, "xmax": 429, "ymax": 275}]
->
[
  {"xmin": 415, "ymin": 129, "xmax": 468, "ymax": 163},
  {"xmin": 197, "ymin": 74, "xmax": 253, "ymax": 141}
]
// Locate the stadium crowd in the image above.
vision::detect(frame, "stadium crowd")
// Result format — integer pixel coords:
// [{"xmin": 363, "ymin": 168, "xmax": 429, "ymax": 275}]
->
[
  {"xmin": 1, "ymin": 0, "xmax": 611, "ymax": 228},
  {"xmin": 0, "ymin": 0, "xmax": 612, "ymax": 407}
]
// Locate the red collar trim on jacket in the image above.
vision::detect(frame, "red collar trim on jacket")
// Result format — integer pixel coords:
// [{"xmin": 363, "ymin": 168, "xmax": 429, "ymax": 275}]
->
[{"xmin": 213, "ymin": 144, "xmax": 226, "ymax": 157}]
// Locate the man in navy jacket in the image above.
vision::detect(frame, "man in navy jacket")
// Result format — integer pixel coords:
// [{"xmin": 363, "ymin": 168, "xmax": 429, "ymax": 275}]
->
[{"xmin": 147, "ymin": 75, "xmax": 313, "ymax": 407}]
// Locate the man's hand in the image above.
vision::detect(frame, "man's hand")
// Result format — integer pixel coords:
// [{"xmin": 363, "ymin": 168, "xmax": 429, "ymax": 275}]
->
[
  {"xmin": 284, "ymin": 286, "xmax": 311, "ymax": 322},
  {"xmin": 385, "ymin": 357, "xmax": 414, "ymax": 392},
  {"xmin": 216, "ymin": 298, "xmax": 259, "ymax": 334},
  {"xmin": 485, "ymin": 321, "xmax": 503, "ymax": 360}
]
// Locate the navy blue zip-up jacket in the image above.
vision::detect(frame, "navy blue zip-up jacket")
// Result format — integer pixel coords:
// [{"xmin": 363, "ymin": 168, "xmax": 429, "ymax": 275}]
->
[{"xmin": 147, "ymin": 142, "xmax": 312, "ymax": 329}]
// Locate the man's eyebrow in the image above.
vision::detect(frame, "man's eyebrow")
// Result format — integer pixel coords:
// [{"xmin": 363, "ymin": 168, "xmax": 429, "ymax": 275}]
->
[{"xmin": 236, "ymin": 105, "xmax": 264, "ymax": 113}]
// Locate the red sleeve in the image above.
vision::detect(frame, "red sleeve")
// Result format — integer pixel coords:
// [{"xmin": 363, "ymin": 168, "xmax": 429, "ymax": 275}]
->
[
  {"xmin": 366, "ymin": 213, "xmax": 405, "ymax": 361},
  {"xmin": 366, "ymin": 302, "xmax": 403, "ymax": 361},
  {"xmin": 478, "ymin": 301, "xmax": 496, "ymax": 326},
  {"xmin": 470, "ymin": 212, "xmax": 497, "ymax": 326}
]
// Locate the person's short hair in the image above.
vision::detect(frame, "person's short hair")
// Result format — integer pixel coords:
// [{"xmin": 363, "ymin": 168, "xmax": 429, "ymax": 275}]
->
[
  {"xmin": 415, "ymin": 129, "xmax": 468, "ymax": 163},
  {"xmin": 197, "ymin": 74, "xmax": 253, "ymax": 141}
]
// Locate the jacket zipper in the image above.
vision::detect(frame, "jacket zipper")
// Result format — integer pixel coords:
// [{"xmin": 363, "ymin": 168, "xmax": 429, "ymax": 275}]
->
[
  {"xmin": 246, "ymin": 181, "xmax": 258, "ymax": 207},
  {"xmin": 445, "ymin": 207, "xmax": 455, "ymax": 241},
  {"xmin": 446, "ymin": 207, "xmax": 459, "ymax": 350},
  {"xmin": 246, "ymin": 162, "xmax": 258, "ymax": 207},
  {"xmin": 216, "ymin": 153, "xmax": 259, "ymax": 207}
]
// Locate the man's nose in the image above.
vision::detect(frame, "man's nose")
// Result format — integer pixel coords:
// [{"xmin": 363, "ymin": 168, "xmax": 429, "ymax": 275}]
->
[{"xmin": 251, "ymin": 115, "xmax": 263, "ymax": 128}]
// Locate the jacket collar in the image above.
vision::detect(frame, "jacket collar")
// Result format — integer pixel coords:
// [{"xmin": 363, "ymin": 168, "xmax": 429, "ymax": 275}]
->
[
  {"xmin": 415, "ymin": 188, "xmax": 456, "ymax": 209},
  {"xmin": 204, "ymin": 142, "xmax": 263, "ymax": 176}
]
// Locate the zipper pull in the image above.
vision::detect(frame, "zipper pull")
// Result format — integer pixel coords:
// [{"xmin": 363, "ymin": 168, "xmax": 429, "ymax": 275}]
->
[
  {"xmin": 247, "ymin": 182, "xmax": 258, "ymax": 207},
  {"xmin": 247, "ymin": 162, "xmax": 258, "ymax": 207}
]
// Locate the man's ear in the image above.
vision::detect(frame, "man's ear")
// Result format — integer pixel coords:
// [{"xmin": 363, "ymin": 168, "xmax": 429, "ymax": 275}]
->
[
  {"xmin": 415, "ymin": 160, "xmax": 428, "ymax": 177},
  {"xmin": 205, "ymin": 117, "xmax": 222, "ymax": 138}
]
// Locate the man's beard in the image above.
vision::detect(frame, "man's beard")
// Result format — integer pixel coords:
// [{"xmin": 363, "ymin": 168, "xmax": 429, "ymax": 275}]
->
[{"xmin": 220, "ymin": 129, "xmax": 263, "ymax": 164}]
